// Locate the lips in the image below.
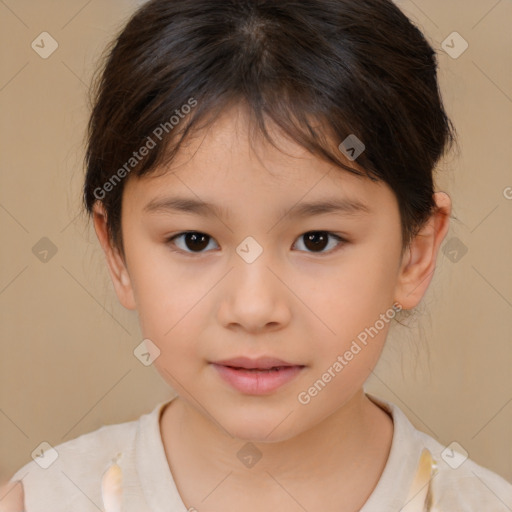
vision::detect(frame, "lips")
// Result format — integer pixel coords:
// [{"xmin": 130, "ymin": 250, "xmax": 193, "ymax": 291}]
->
[
  {"xmin": 212, "ymin": 356, "xmax": 301, "ymax": 370},
  {"xmin": 210, "ymin": 356, "xmax": 305, "ymax": 394}
]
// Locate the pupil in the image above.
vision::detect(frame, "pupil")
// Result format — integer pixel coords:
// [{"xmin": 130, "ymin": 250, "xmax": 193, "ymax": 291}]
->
[
  {"xmin": 305, "ymin": 231, "xmax": 328, "ymax": 252},
  {"xmin": 186, "ymin": 232, "xmax": 209, "ymax": 251}
]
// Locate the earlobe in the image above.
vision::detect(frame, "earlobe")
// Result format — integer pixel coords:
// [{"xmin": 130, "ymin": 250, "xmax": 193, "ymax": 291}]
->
[
  {"xmin": 92, "ymin": 202, "xmax": 137, "ymax": 311},
  {"xmin": 394, "ymin": 192, "xmax": 452, "ymax": 310}
]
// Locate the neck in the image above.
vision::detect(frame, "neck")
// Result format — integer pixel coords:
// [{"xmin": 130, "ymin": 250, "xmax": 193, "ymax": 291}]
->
[{"xmin": 160, "ymin": 389, "xmax": 393, "ymax": 492}]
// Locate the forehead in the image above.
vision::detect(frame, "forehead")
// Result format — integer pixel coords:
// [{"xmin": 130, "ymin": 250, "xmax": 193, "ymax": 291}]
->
[{"xmin": 122, "ymin": 104, "xmax": 396, "ymax": 215}]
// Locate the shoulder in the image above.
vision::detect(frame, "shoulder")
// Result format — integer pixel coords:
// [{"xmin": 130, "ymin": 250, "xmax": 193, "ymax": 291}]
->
[
  {"xmin": 7, "ymin": 414, "xmax": 141, "ymax": 512},
  {"xmin": 366, "ymin": 393, "xmax": 512, "ymax": 511},
  {"xmin": 415, "ymin": 430, "xmax": 512, "ymax": 511}
]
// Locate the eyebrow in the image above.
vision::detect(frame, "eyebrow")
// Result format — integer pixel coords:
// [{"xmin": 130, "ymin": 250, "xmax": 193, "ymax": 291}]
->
[{"xmin": 142, "ymin": 195, "xmax": 371, "ymax": 219}]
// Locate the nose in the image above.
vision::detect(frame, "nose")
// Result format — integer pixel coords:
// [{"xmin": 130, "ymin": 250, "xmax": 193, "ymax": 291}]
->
[{"xmin": 216, "ymin": 250, "xmax": 292, "ymax": 333}]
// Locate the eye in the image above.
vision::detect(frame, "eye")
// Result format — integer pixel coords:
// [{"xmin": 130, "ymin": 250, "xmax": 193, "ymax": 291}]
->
[
  {"xmin": 293, "ymin": 231, "xmax": 347, "ymax": 254},
  {"xmin": 165, "ymin": 230, "xmax": 347, "ymax": 255},
  {"xmin": 166, "ymin": 231, "xmax": 219, "ymax": 254}
]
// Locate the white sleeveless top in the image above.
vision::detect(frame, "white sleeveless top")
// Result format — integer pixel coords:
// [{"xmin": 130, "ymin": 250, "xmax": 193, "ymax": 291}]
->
[{"xmin": 9, "ymin": 393, "xmax": 512, "ymax": 511}]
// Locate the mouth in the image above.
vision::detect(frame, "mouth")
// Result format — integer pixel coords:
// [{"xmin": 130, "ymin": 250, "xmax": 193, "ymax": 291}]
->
[
  {"xmin": 210, "ymin": 356, "xmax": 305, "ymax": 394},
  {"xmin": 223, "ymin": 366, "xmax": 292, "ymax": 372},
  {"xmin": 211, "ymin": 356, "xmax": 303, "ymax": 370}
]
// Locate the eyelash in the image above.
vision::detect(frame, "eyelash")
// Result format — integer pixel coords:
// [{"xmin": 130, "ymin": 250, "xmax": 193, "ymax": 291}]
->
[{"xmin": 164, "ymin": 231, "xmax": 348, "ymax": 256}]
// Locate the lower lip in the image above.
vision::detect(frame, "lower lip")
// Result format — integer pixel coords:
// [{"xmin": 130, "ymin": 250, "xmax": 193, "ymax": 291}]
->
[{"xmin": 211, "ymin": 364, "xmax": 304, "ymax": 395}]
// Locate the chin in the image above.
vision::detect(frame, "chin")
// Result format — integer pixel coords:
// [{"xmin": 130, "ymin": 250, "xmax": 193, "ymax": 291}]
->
[{"xmin": 220, "ymin": 409, "xmax": 303, "ymax": 444}]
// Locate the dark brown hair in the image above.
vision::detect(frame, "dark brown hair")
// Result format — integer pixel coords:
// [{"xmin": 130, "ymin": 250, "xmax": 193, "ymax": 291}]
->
[{"xmin": 83, "ymin": 0, "xmax": 457, "ymax": 260}]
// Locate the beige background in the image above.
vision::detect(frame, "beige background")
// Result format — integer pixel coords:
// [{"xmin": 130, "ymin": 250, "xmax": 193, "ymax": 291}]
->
[{"xmin": 1, "ymin": 0, "xmax": 511, "ymax": 488}]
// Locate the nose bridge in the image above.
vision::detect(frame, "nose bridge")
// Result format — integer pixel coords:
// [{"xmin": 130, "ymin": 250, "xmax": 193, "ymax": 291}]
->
[
  {"xmin": 217, "ymin": 234, "xmax": 291, "ymax": 330},
  {"xmin": 233, "ymin": 234, "xmax": 278, "ymax": 294}
]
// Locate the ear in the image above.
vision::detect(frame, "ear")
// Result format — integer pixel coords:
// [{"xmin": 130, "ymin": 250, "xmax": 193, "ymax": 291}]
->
[
  {"xmin": 92, "ymin": 201, "xmax": 137, "ymax": 310},
  {"xmin": 393, "ymin": 192, "xmax": 452, "ymax": 310}
]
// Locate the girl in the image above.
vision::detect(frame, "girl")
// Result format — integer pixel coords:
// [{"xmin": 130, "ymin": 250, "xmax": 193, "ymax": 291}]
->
[{"xmin": 4, "ymin": 0, "xmax": 512, "ymax": 510}]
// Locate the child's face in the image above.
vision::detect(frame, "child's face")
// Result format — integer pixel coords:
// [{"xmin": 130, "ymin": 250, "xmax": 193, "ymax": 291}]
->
[{"xmin": 101, "ymin": 105, "xmax": 414, "ymax": 441}]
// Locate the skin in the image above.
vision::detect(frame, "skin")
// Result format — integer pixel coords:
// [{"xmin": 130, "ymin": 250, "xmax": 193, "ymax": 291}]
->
[
  {"xmin": 2, "ymin": 103, "xmax": 450, "ymax": 511},
  {"xmin": 0, "ymin": 481, "xmax": 23, "ymax": 512}
]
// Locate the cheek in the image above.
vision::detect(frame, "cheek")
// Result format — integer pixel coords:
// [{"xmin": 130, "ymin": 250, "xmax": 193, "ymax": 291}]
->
[
  {"xmin": 126, "ymin": 244, "xmax": 179, "ymax": 327},
  {"xmin": 136, "ymin": 277, "xmax": 207, "ymax": 383},
  {"xmin": 127, "ymin": 246, "xmax": 215, "ymax": 365},
  {"xmin": 300, "ymin": 249, "xmax": 398, "ymax": 336},
  {"xmin": 296, "ymin": 267, "xmax": 395, "ymax": 409},
  {"xmin": 289, "ymin": 255, "xmax": 399, "ymax": 399}
]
